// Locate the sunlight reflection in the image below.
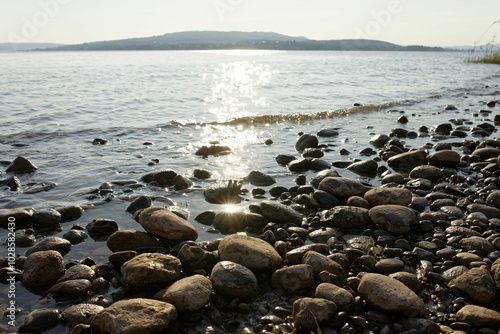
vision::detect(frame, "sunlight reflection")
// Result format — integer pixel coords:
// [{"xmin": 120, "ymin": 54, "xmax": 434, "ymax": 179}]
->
[{"xmin": 204, "ymin": 60, "xmax": 277, "ymax": 122}]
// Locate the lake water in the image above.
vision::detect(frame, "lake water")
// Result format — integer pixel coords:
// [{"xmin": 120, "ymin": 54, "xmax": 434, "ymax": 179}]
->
[{"xmin": 0, "ymin": 50, "xmax": 499, "ymax": 329}]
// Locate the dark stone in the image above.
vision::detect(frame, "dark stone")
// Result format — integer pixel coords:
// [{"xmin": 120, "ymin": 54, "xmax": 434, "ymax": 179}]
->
[
  {"xmin": 6, "ymin": 156, "xmax": 38, "ymax": 174},
  {"xmin": 195, "ymin": 145, "xmax": 231, "ymax": 157},
  {"xmin": 126, "ymin": 195, "xmax": 152, "ymax": 214}
]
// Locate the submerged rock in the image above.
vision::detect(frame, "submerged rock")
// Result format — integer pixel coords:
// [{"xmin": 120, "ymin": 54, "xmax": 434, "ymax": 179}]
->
[
  {"xmin": 6, "ymin": 156, "xmax": 37, "ymax": 174},
  {"xmin": 138, "ymin": 206, "xmax": 198, "ymax": 241}
]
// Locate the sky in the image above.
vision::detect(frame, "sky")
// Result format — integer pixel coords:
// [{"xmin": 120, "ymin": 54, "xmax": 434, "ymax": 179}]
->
[{"xmin": 1, "ymin": 0, "xmax": 500, "ymax": 47}]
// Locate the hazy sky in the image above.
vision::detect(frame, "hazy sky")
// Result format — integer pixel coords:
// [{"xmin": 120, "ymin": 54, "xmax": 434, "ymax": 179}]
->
[{"xmin": 2, "ymin": 0, "xmax": 500, "ymax": 47}]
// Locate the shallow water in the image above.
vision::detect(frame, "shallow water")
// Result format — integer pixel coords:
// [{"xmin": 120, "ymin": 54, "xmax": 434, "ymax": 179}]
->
[{"xmin": 0, "ymin": 50, "xmax": 499, "ymax": 330}]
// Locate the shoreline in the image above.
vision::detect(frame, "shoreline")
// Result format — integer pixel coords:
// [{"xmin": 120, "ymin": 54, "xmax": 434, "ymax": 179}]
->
[{"xmin": 1, "ymin": 95, "xmax": 500, "ymax": 333}]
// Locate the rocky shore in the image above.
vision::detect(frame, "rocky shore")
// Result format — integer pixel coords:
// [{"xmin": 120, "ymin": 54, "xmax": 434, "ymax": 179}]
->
[{"xmin": 1, "ymin": 103, "xmax": 500, "ymax": 333}]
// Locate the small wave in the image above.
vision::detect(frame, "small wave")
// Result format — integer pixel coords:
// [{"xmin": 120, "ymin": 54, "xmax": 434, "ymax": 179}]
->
[{"xmin": 158, "ymin": 101, "xmax": 412, "ymax": 128}]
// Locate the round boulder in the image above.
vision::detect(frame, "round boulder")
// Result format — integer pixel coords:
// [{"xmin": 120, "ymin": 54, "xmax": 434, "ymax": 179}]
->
[
  {"xmin": 271, "ymin": 264, "xmax": 315, "ymax": 292},
  {"xmin": 90, "ymin": 298, "xmax": 177, "ymax": 334},
  {"xmin": 155, "ymin": 275, "xmax": 213, "ymax": 312},
  {"xmin": 121, "ymin": 253, "xmax": 182, "ymax": 288},
  {"xmin": 218, "ymin": 234, "xmax": 283, "ymax": 270},
  {"xmin": 22, "ymin": 250, "xmax": 64, "ymax": 288},
  {"xmin": 139, "ymin": 206, "xmax": 198, "ymax": 242},
  {"xmin": 210, "ymin": 261, "xmax": 258, "ymax": 299},
  {"xmin": 368, "ymin": 205, "xmax": 416, "ymax": 235}
]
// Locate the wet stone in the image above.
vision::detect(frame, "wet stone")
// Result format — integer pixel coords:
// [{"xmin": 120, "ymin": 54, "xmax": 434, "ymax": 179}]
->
[
  {"xmin": 61, "ymin": 304, "xmax": 105, "ymax": 326},
  {"xmin": 155, "ymin": 274, "xmax": 213, "ymax": 311},
  {"xmin": 106, "ymin": 230, "xmax": 164, "ymax": 252},
  {"xmin": 210, "ymin": 261, "xmax": 258, "ymax": 299},
  {"xmin": 271, "ymin": 264, "xmax": 315, "ymax": 292},
  {"xmin": 374, "ymin": 258, "xmax": 405, "ymax": 275},
  {"xmin": 19, "ymin": 308, "xmax": 61, "ymax": 333},
  {"xmin": 22, "ymin": 250, "xmax": 64, "ymax": 288},
  {"xmin": 25, "ymin": 236, "xmax": 72, "ymax": 256}
]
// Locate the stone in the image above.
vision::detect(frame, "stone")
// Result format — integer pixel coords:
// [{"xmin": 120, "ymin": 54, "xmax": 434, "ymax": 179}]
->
[
  {"xmin": 310, "ymin": 169, "xmax": 340, "ymax": 188},
  {"xmin": 0, "ymin": 208, "xmax": 33, "ymax": 228},
  {"xmin": 387, "ymin": 150, "xmax": 427, "ymax": 172},
  {"xmin": 455, "ymin": 305, "xmax": 500, "ymax": 329},
  {"xmin": 126, "ymin": 195, "xmax": 152, "ymax": 214},
  {"xmin": 320, "ymin": 206, "xmax": 370, "ymax": 229},
  {"xmin": 363, "ymin": 187, "xmax": 412, "ymax": 207},
  {"xmin": 318, "ymin": 177, "xmax": 367, "ymax": 201},
  {"xmin": 2, "ymin": 175, "xmax": 21, "ymax": 190},
  {"xmin": 302, "ymin": 251, "xmax": 344, "ymax": 278},
  {"xmin": 25, "ymin": 236, "xmax": 72, "ymax": 256},
  {"xmin": 19, "ymin": 308, "xmax": 60, "ymax": 333},
  {"xmin": 442, "ymin": 265, "xmax": 469, "ymax": 283},
  {"xmin": 106, "ymin": 230, "xmax": 164, "ymax": 252},
  {"xmin": 459, "ymin": 236, "xmax": 494, "ymax": 257},
  {"xmin": 193, "ymin": 169, "xmax": 211, "ymax": 179},
  {"xmin": 317, "ymin": 128, "xmax": 340, "ymax": 137},
  {"xmin": 426, "ymin": 150, "xmax": 461, "ymax": 168},
  {"xmin": 212, "ymin": 211, "xmax": 267, "ymax": 233},
  {"xmin": 173, "ymin": 174, "xmax": 192, "ymax": 190},
  {"xmin": 14, "ymin": 229, "xmax": 36, "ymax": 247},
  {"xmin": 218, "ymin": 234, "xmax": 283, "ymax": 270},
  {"xmin": 50, "ymin": 279, "xmax": 92, "ymax": 297},
  {"xmin": 467, "ymin": 203, "xmax": 500, "ymax": 219},
  {"xmin": 86, "ymin": 219, "xmax": 118, "ymax": 239},
  {"xmin": 486, "ymin": 190, "xmax": 500, "ymax": 208},
  {"xmin": 203, "ymin": 180, "xmax": 242, "ymax": 204},
  {"xmin": 155, "ymin": 275, "xmax": 213, "ymax": 311},
  {"xmin": 400, "ymin": 318, "xmax": 441, "ymax": 334},
  {"xmin": 388, "ymin": 272, "xmax": 422, "ymax": 293},
  {"xmin": 195, "ymin": 145, "xmax": 231, "ymax": 157},
  {"xmin": 275, "ymin": 154, "xmax": 296, "ymax": 165},
  {"xmin": 471, "ymin": 147, "xmax": 499, "ymax": 159},
  {"xmin": 121, "ymin": 253, "xmax": 182, "ymax": 288},
  {"xmin": 177, "ymin": 243, "xmax": 217, "ymax": 275},
  {"xmin": 357, "ymin": 273, "xmax": 426, "ymax": 317},
  {"xmin": 22, "ymin": 250, "xmax": 64, "ymax": 288},
  {"xmin": 141, "ymin": 169, "xmax": 177, "ymax": 187},
  {"xmin": 284, "ymin": 244, "xmax": 330, "ymax": 265},
  {"xmin": 138, "ymin": 206, "xmax": 198, "ymax": 242},
  {"xmin": 271, "ymin": 264, "xmax": 315, "ymax": 292},
  {"xmin": 295, "ymin": 134, "xmax": 318, "ymax": 152},
  {"xmin": 374, "ymin": 258, "xmax": 405, "ymax": 275},
  {"xmin": 246, "ymin": 170, "xmax": 276, "ymax": 186},
  {"xmin": 346, "ymin": 159, "xmax": 378, "ymax": 175},
  {"xmin": 370, "ymin": 134, "xmax": 390, "ymax": 148},
  {"xmin": 61, "ymin": 304, "xmax": 104, "ymax": 326},
  {"xmin": 315, "ymin": 283, "xmax": 354, "ymax": 312},
  {"xmin": 292, "ymin": 297, "xmax": 337, "ymax": 332},
  {"xmin": 31, "ymin": 209, "xmax": 61, "ymax": 226},
  {"xmin": 451, "ymin": 267, "xmax": 497, "ymax": 304},
  {"xmin": 369, "ymin": 205, "xmax": 416, "ymax": 235},
  {"xmin": 56, "ymin": 264, "xmax": 95, "ymax": 283},
  {"xmin": 259, "ymin": 200, "xmax": 302, "ymax": 225},
  {"xmin": 6, "ymin": 156, "xmax": 37, "ymax": 174},
  {"xmin": 90, "ymin": 298, "xmax": 177, "ymax": 334},
  {"xmin": 56, "ymin": 205, "xmax": 84, "ymax": 222},
  {"xmin": 108, "ymin": 251, "xmax": 137, "ymax": 268},
  {"xmin": 63, "ymin": 229, "xmax": 87, "ymax": 244},
  {"xmin": 210, "ymin": 261, "xmax": 258, "ymax": 299},
  {"xmin": 409, "ymin": 165, "xmax": 444, "ymax": 180}
]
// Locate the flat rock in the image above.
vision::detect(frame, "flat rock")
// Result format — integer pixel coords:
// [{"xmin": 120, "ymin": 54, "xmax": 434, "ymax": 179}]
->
[
  {"xmin": 6, "ymin": 156, "xmax": 38, "ymax": 174},
  {"xmin": 19, "ymin": 308, "xmax": 61, "ymax": 333},
  {"xmin": 451, "ymin": 267, "xmax": 497, "ymax": 304},
  {"xmin": 369, "ymin": 205, "xmax": 416, "ymax": 235},
  {"xmin": 387, "ymin": 150, "xmax": 427, "ymax": 172},
  {"xmin": 246, "ymin": 170, "xmax": 276, "ymax": 186},
  {"xmin": 292, "ymin": 297, "xmax": 337, "ymax": 332},
  {"xmin": 363, "ymin": 187, "xmax": 412, "ymax": 207},
  {"xmin": 22, "ymin": 250, "xmax": 64, "ymax": 288},
  {"xmin": 318, "ymin": 177, "xmax": 367, "ymax": 201},
  {"xmin": 302, "ymin": 251, "xmax": 344, "ymax": 278},
  {"xmin": 455, "ymin": 305, "xmax": 500, "ymax": 329},
  {"xmin": 315, "ymin": 283, "xmax": 354, "ymax": 311},
  {"xmin": 32, "ymin": 209, "xmax": 62, "ymax": 226},
  {"xmin": 106, "ymin": 230, "xmax": 164, "ymax": 252},
  {"xmin": 90, "ymin": 298, "xmax": 177, "ymax": 334},
  {"xmin": 121, "ymin": 253, "xmax": 182, "ymax": 288},
  {"xmin": 357, "ymin": 273, "xmax": 426, "ymax": 317},
  {"xmin": 210, "ymin": 261, "xmax": 258, "ymax": 299},
  {"xmin": 409, "ymin": 165, "xmax": 444, "ymax": 180},
  {"xmin": 259, "ymin": 200, "xmax": 302, "ymax": 225},
  {"xmin": 138, "ymin": 206, "xmax": 198, "ymax": 242},
  {"xmin": 320, "ymin": 206, "xmax": 370, "ymax": 229},
  {"xmin": 61, "ymin": 304, "xmax": 104, "ymax": 326},
  {"xmin": 271, "ymin": 264, "xmax": 315, "ymax": 292},
  {"xmin": 155, "ymin": 275, "xmax": 213, "ymax": 311},
  {"xmin": 218, "ymin": 234, "xmax": 283, "ymax": 270},
  {"xmin": 346, "ymin": 159, "xmax": 378, "ymax": 175},
  {"xmin": 50, "ymin": 279, "xmax": 92, "ymax": 297},
  {"xmin": 426, "ymin": 150, "xmax": 461, "ymax": 168},
  {"xmin": 459, "ymin": 236, "xmax": 494, "ymax": 257},
  {"xmin": 25, "ymin": 236, "xmax": 72, "ymax": 256}
]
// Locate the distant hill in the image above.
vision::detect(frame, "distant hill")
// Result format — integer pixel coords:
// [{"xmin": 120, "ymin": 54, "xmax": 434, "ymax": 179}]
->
[
  {"xmin": 0, "ymin": 43, "xmax": 63, "ymax": 51},
  {"xmin": 45, "ymin": 31, "xmax": 446, "ymax": 52}
]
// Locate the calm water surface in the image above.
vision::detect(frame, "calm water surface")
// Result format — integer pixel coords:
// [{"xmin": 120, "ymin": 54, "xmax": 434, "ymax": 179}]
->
[{"xmin": 0, "ymin": 50, "xmax": 499, "ymax": 329}]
